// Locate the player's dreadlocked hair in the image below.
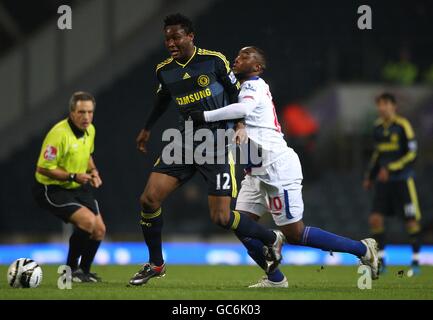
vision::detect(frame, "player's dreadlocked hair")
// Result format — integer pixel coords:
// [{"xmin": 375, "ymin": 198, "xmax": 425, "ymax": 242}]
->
[
  {"xmin": 376, "ymin": 92, "xmax": 397, "ymax": 105},
  {"xmin": 164, "ymin": 13, "xmax": 194, "ymax": 34}
]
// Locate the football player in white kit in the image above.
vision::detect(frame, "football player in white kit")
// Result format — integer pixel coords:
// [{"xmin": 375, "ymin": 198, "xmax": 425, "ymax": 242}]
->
[{"xmin": 190, "ymin": 46, "xmax": 379, "ymax": 288}]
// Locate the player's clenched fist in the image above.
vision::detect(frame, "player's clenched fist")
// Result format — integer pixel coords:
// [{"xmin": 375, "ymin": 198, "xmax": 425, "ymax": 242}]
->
[
  {"xmin": 90, "ymin": 170, "xmax": 103, "ymax": 188},
  {"xmin": 136, "ymin": 129, "xmax": 151, "ymax": 153},
  {"xmin": 75, "ymin": 173, "xmax": 93, "ymax": 185}
]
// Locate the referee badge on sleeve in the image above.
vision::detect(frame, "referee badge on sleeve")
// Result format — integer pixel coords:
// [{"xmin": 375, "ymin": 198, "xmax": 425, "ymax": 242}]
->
[{"xmin": 44, "ymin": 145, "xmax": 58, "ymax": 161}]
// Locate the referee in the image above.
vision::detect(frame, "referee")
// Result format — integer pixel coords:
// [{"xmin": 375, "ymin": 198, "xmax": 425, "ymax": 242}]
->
[{"xmin": 32, "ymin": 92, "xmax": 106, "ymax": 283}]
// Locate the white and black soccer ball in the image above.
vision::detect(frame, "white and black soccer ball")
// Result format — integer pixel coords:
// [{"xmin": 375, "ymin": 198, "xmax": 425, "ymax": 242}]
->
[{"xmin": 7, "ymin": 258, "xmax": 43, "ymax": 288}]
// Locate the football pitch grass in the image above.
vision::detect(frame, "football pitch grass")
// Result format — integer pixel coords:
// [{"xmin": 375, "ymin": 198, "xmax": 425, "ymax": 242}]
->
[{"xmin": 0, "ymin": 265, "xmax": 432, "ymax": 300}]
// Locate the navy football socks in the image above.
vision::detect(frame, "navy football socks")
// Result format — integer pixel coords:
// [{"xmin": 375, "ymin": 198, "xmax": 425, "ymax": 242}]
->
[
  {"xmin": 222, "ymin": 211, "xmax": 276, "ymax": 246},
  {"xmin": 140, "ymin": 208, "xmax": 164, "ymax": 266}
]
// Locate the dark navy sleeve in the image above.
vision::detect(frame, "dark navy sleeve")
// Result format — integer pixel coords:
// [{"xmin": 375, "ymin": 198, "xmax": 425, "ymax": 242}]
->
[
  {"xmin": 144, "ymin": 71, "xmax": 172, "ymax": 130},
  {"xmin": 214, "ymin": 55, "xmax": 240, "ymax": 104}
]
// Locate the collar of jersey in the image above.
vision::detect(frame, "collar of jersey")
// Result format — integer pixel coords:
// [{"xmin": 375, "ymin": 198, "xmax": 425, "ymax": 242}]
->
[
  {"xmin": 174, "ymin": 46, "xmax": 197, "ymax": 68},
  {"xmin": 382, "ymin": 114, "xmax": 397, "ymax": 128},
  {"xmin": 68, "ymin": 118, "xmax": 87, "ymax": 139},
  {"xmin": 247, "ymin": 76, "xmax": 260, "ymax": 81}
]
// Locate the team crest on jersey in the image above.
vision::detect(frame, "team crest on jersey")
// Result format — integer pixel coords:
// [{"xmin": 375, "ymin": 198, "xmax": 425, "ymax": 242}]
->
[
  {"xmin": 44, "ymin": 145, "xmax": 57, "ymax": 161},
  {"xmin": 243, "ymin": 83, "xmax": 256, "ymax": 92},
  {"xmin": 198, "ymin": 75, "xmax": 210, "ymax": 87}
]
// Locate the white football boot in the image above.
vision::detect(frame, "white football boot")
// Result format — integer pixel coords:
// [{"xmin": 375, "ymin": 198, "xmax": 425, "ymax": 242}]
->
[
  {"xmin": 248, "ymin": 276, "xmax": 288, "ymax": 288},
  {"xmin": 263, "ymin": 230, "xmax": 285, "ymax": 273},
  {"xmin": 360, "ymin": 238, "xmax": 380, "ymax": 280}
]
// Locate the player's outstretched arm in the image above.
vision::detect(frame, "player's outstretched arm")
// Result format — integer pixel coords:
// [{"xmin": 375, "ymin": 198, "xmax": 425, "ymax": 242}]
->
[
  {"xmin": 188, "ymin": 99, "xmax": 256, "ymax": 124},
  {"xmin": 206, "ymin": 98, "xmax": 257, "ymax": 122}
]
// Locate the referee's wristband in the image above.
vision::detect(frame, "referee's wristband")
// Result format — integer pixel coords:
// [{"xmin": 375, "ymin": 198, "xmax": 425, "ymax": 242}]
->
[{"xmin": 68, "ymin": 173, "xmax": 76, "ymax": 182}]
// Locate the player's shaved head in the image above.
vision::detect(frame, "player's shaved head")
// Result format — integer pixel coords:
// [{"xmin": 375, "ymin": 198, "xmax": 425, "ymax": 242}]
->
[
  {"xmin": 240, "ymin": 46, "xmax": 267, "ymax": 71},
  {"xmin": 233, "ymin": 46, "xmax": 268, "ymax": 80}
]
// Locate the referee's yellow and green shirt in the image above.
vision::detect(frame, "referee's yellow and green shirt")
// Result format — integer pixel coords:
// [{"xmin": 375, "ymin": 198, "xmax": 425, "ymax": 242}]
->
[{"xmin": 35, "ymin": 119, "xmax": 95, "ymax": 189}]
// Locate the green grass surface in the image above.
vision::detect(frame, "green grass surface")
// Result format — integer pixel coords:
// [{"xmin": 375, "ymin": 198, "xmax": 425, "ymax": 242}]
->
[{"xmin": 0, "ymin": 265, "xmax": 432, "ymax": 300}]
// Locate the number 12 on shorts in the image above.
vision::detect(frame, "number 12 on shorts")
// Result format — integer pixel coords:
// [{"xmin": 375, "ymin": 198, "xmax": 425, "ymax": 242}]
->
[{"xmin": 216, "ymin": 173, "xmax": 231, "ymax": 190}]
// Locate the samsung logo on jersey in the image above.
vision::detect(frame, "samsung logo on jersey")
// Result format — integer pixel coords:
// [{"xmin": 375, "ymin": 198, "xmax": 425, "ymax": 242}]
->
[{"xmin": 176, "ymin": 88, "xmax": 212, "ymax": 106}]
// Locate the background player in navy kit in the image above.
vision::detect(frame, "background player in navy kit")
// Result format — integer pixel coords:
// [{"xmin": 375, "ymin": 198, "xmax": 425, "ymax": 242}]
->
[
  {"xmin": 364, "ymin": 93, "xmax": 422, "ymax": 275},
  {"xmin": 129, "ymin": 14, "xmax": 283, "ymax": 285}
]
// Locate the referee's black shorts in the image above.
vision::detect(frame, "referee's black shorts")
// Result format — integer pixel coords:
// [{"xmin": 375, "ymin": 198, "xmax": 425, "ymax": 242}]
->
[
  {"xmin": 32, "ymin": 182, "xmax": 100, "ymax": 223},
  {"xmin": 372, "ymin": 178, "xmax": 421, "ymax": 221}
]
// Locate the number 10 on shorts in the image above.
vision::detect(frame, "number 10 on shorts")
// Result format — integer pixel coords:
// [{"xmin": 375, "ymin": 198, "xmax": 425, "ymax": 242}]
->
[{"xmin": 269, "ymin": 196, "xmax": 283, "ymax": 213}]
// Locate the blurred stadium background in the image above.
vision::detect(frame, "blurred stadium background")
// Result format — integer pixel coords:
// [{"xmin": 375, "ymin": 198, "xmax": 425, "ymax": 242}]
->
[{"xmin": 0, "ymin": 0, "xmax": 432, "ymax": 266}]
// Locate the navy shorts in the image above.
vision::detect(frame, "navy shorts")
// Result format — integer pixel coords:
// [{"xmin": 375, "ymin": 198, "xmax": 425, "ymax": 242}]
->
[
  {"xmin": 372, "ymin": 178, "xmax": 421, "ymax": 221},
  {"xmin": 152, "ymin": 154, "xmax": 237, "ymax": 198}
]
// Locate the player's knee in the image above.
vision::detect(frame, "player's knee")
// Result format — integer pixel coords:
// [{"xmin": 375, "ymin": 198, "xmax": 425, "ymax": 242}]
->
[
  {"xmin": 210, "ymin": 209, "xmax": 230, "ymax": 227},
  {"xmin": 283, "ymin": 230, "xmax": 303, "ymax": 244},
  {"xmin": 245, "ymin": 212, "xmax": 259, "ymax": 221},
  {"xmin": 76, "ymin": 215, "xmax": 96, "ymax": 234},
  {"xmin": 406, "ymin": 219, "xmax": 420, "ymax": 234},
  {"xmin": 93, "ymin": 221, "xmax": 106, "ymax": 241},
  {"xmin": 279, "ymin": 223, "xmax": 304, "ymax": 244},
  {"xmin": 140, "ymin": 192, "xmax": 161, "ymax": 212}
]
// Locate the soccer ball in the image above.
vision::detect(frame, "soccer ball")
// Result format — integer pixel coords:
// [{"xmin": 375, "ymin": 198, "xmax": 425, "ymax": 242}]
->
[{"xmin": 7, "ymin": 258, "xmax": 43, "ymax": 288}]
